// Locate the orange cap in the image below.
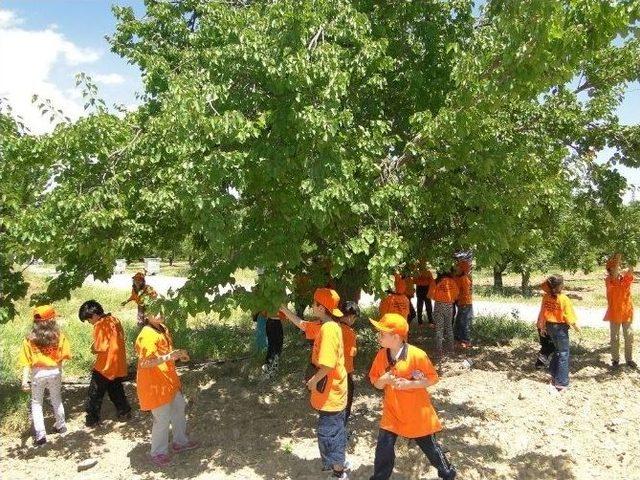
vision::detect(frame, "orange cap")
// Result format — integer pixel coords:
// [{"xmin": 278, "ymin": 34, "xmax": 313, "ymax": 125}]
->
[
  {"xmin": 313, "ymin": 288, "xmax": 343, "ymax": 317},
  {"xmin": 394, "ymin": 274, "xmax": 407, "ymax": 295},
  {"xmin": 33, "ymin": 305, "xmax": 57, "ymax": 322},
  {"xmin": 369, "ymin": 313, "xmax": 409, "ymax": 339}
]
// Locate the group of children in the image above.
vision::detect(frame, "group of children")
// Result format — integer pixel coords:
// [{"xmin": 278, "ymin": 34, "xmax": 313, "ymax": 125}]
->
[
  {"xmin": 17, "ymin": 253, "xmax": 637, "ymax": 478},
  {"xmin": 19, "ymin": 273, "xmax": 196, "ymax": 468}
]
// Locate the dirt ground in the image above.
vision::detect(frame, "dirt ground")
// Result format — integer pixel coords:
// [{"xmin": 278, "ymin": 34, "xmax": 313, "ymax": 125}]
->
[{"xmin": 2, "ymin": 330, "xmax": 639, "ymax": 480}]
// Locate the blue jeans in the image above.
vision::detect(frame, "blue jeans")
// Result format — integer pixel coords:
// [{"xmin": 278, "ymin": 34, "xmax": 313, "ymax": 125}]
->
[
  {"xmin": 318, "ymin": 410, "xmax": 346, "ymax": 469},
  {"xmin": 370, "ymin": 429, "xmax": 456, "ymax": 480},
  {"xmin": 454, "ymin": 304, "xmax": 473, "ymax": 342},
  {"xmin": 547, "ymin": 323, "xmax": 570, "ymax": 387}
]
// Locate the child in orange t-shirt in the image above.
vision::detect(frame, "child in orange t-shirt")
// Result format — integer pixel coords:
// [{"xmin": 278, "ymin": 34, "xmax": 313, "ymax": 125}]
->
[
  {"xmin": 19, "ymin": 305, "xmax": 71, "ymax": 446},
  {"xmin": 340, "ymin": 301, "xmax": 359, "ymax": 428},
  {"xmin": 454, "ymin": 258, "xmax": 473, "ymax": 348},
  {"xmin": 368, "ymin": 313, "xmax": 456, "ymax": 480},
  {"xmin": 379, "ymin": 275, "xmax": 411, "ymax": 320},
  {"xmin": 537, "ymin": 275, "xmax": 580, "ymax": 391},
  {"xmin": 136, "ymin": 310, "xmax": 198, "ymax": 468},
  {"xmin": 414, "ymin": 263, "xmax": 434, "ymax": 326},
  {"xmin": 280, "ymin": 288, "xmax": 349, "ymax": 479},
  {"xmin": 122, "ymin": 272, "xmax": 158, "ymax": 325},
  {"xmin": 432, "ymin": 269, "xmax": 460, "ymax": 357},
  {"xmin": 78, "ymin": 300, "xmax": 132, "ymax": 427},
  {"xmin": 604, "ymin": 254, "xmax": 636, "ymax": 369}
]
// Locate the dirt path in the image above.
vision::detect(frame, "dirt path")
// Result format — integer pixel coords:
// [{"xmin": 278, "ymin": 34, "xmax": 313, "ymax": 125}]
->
[{"xmin": 2, "ymin": 332, "xmax": 639, "ymax": 480}]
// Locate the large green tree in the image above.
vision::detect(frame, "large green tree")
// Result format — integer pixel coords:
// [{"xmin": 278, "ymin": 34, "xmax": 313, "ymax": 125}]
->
[{"xmin": 3, "ymin": 0, "xmax": 640, "ymax": 322}]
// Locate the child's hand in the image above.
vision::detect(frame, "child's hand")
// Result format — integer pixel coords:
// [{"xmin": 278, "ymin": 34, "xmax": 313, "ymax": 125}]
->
[
  {"xmin": 21, "ymin": 382, "xmax": 30, "ymax": 392},
  {"xmin": 379, "ymin": 371, "xmax": 395, "ymax": 386},
  {"xmin": 177, "ymin": 350, "xmax": 190, "ymax": 362},
  {"xmin": 306, "ymin": 376, "xmax": 318, "ymax": 392},
  {"xmin": 392, "ymin": 377, "xmax": 414, "ymax": 390}
]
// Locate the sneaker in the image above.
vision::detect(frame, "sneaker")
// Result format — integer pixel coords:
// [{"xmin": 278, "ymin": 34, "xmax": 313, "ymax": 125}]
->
[
  {"xmin": 332, "ymin": 470, "xmax": 349, "ymax": 479},
  {"xmin": 537, "ymin": 354, "xmax": 550, "ymax": 367},
  {"xmin": 34, "ymin": 437, "xmax": 47, "ymax": 447},
  {"xmin": 150, "ymin": 453, "xmax": 174, "ymax": 468},
  {"xmin": 612, "ymin": 360, "xmax": 621, "ymax": 370},
  {"xmin": 54, "ymin": 425, "xmax": 68, "ymax": 435},
  {"xmin": 172, "ymin": 440, "xmax": 200, "ymax": 453},
  {"xmin": 627, "ymin": 360, "xmax": 638, "ymax": 369}
]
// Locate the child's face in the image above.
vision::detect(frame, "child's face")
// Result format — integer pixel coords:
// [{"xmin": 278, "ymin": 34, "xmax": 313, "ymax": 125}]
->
[
  {"xmin": 87, "ymin": 313, "xmax": 101, "ymax": 325},
  {"xmin": 147, "ymin": 313, "xmax": 165, "ymax": 327},
  {"xmin": 377, "ymin": 330, "xmax": 399, "ymax": 348},
  {"xmin": 133, "ymin": 278, "xmax": 144, "ymax": 288},
  {"xmin": 312, "ymin": 301, "xmax": 325, "ymax": 319}
]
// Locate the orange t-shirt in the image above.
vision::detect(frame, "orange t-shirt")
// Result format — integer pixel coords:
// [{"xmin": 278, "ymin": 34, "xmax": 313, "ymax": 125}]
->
[
  {"xmin": 414, "ymin": 270, "xmax": 434, "ymax": 288},
  {"xmin": 405, "ymin": 277, "xmax": 416, "ymax": 297},
  {"xmin": 92, "ymin": 315, "xmax": 128, "ymax": 380},
  {"xmin": 604, "ymin": 272, "xmax": 634, "ymax": 324},
  {"xmin": 432, "ymin": 277, "xmax": 459, "ymax": 304},
  {"xmin": 19, "ymin": 334, "xmax": 71, "ymax": 368},
  {"xmin": 369, "ymin": 344, "xmax": 442, "ymax": 438},
  {"xmin": 538, "ymin": 293, "xmax": 577, "ymax": 327},
  {"xmin": 379, "ymin": 293, "xmax": 410, "ymax": 319},
  {"xmin": 303, "ymin": 320, "xmax": 347, "ymax": 412},
  {"xmin": 127, "ymin": 285, "xmax": 157, "ymax": 306},
  {"xmin": 456, "ymin": 275, "xmax": 473, "ymax": 305},
  {"xmin": 339, "ymin": 323, "xmax": 357, "ymax": 374},
  {"xmin": 135, "ymin": 324, "xmax": 181, "ymax": 411}
]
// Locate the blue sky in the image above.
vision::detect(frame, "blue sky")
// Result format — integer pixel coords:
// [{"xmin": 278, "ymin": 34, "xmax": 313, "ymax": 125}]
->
[{"xmin": 0, "ymin": 0, "xmax": 638, "ymax": 185}]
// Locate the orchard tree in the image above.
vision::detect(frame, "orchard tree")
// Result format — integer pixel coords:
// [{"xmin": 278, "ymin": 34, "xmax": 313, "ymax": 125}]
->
[{"xmin": 5, "ymin": 0, "xmax": 640, "ymax": 323}]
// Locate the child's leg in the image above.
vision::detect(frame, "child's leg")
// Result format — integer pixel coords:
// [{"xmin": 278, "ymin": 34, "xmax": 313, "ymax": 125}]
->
[
  {"xmin": 610, "ymin": 322, "xmax": 621, "ymax": 363},
  {"xmin": 414, "ymin": 434, "xmax": 456, "ymax": 480},
  {"xmin": 370, "ymin": 429, "xmax": 398, "ymax": 480},
  {"xmin": 443, "ymin": 304, "xmax": 455, "ymax": 353},
  {"xmin": 85, "ymin": 370, "xmax": 108, "ymax": 425},
  {"xmin": 462, "ymin": 305, "xmax": 473, "ymax": 343},
  {"xmin": 317, "ymin": 411, "xmax": 347, "ymax": 472},
  {"xmin": 273, "ymin": 319, "xmax": 284, "ymax": 359},
  {"xmin": 169, "ymin": 391, "xmax": 189, "ymax": 447},
  {"xmin": 30, "ymin": 376, "xmax": 47, "ymax": 441},
  {"xmin": 264, "ymin": 319, "xmax": 278, "ymax": 365},
  {"xmin": 345, "ymin": 373, "xmax": 354, "ymax": 426},
  {"xmin": 416, "ymin": 287, "xmax": 426, "ymax": 324},
  {"xmin": 622, "ymin": 322, "xmax": 634, "ymax": 362},
  {"xmin": 150, "ymin": 401, "xmax": 172, "ymax": 456},
  {"xmin": 105, "ymin": 377, "xmax": 131, "ymax": 416},
  {"xmin": 549, "ymin": 324, "xmax": 570, "ymax": 387},
  {"xmin": 433, "ymin": 303, "xmax": 445, "ymax": 354},
  {"xmin": 47, "ymin": 374, "xmax": 66, "ymax": 431},
  {"xmin": 426, "ymin": 297, "xmax": 434, "ymax": 325}
]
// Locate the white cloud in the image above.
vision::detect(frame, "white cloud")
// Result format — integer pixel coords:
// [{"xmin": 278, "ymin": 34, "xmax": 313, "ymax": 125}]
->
[
  {"xmin": 0, "ymin": 9, "xmax": 100, "ymax": 134},
  {"xmin": 94, "ymin": 73, "xmax": 125, "ymax": 85}
]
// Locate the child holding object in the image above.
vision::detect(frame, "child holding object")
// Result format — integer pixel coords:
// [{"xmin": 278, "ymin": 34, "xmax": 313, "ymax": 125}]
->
[
  {"xmin": 604, "ymin": 254, "xmax": 636, "ymax": 369},
  {"xmin": 368, "ymin": 313, "xmax": 456, "ymax": 480},
  {"xmin": 122, "ymin": 272, "xmax": 158, "ymax": 326}
]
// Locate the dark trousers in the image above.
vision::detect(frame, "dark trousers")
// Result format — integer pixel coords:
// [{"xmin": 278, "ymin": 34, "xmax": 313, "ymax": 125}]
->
[
  {"xmin": 538, "ymin": 329, "xmax": 555, "ymax": 357},
  {"xmin": 85, "ymin": 370, "xmax": 130, "ymax": 424},
  {"xmin": 416, "ymin": 286, "xmax": 433, "ymax": 324},
  {"xmin": 265, "ymin": 319, "xmax": 284, "ymax": 364},
  {"xmin": 370, "ymin": 429, "xmax": 456, "ymax": 480},
  {"xmin": 318, "ymin": 410, "xmax": 347, "ymax": 469},
  {"xmin": 407, "ymin": 297, "xmax": 416, "ymax": 323},
  {"xmin": 345, "ymin": 373, "xmax": 354, "ymax": 425},
  {"xmin": 547, "ymin": 323, "xmax": 570, "ymax": 387}
]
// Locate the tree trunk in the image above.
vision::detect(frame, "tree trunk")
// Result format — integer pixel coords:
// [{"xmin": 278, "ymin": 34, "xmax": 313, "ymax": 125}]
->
[
  {"xmin": 521, "ymin": 269, "xmax": 531, "ymax": 293},
  {"xmin": 493, "ymin": 264, "xmax": 505, "ymax": 289},
  {"xmin": 169, "ymin": 256, "xmax": 174, "ymax": 267}
]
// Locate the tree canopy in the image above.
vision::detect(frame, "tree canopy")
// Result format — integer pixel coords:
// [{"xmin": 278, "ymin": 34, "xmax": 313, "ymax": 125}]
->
[{"xmin": 1, "ymin": 0, "xmax": 640, "ymax": 322}]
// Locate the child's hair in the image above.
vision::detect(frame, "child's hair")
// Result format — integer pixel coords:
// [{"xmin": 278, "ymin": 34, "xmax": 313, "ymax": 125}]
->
[
  {"xmin": 342, "ymin": 301, "xmax": 360, "ymax": 318},
  {"xmin": 546, "ymin": 275, "xmax": 564, "ymax": 296},
  {"xmin": 78, "ymin": 299, "xmax": 105, "ymax": 321},
  {"xmin": 28, "ymin": 319, "xmax": 60, "ymax": 348}
]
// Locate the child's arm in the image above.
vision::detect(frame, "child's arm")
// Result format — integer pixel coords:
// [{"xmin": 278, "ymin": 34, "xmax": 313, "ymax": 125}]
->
[
  {"xmin": 306, "ymin": 365, "xmax": 332, "ymax": 391},
  {"xmin": 138, "ymin": 349, "xmax": 186, "ymax": 368},
  {"xmin": 279, "ymin": 306, "xmax": 304, "ymax": 330},
  {"xmin": 392, "ymin": 376, "xmax": 437, "ymax": 390},
  {"xmin": 372, "ymin": 371, "xmax": 395, "ymax": 390},
  {"xmin": 21, "ymin": 367, "xmax": 30, "ymax": 391}
]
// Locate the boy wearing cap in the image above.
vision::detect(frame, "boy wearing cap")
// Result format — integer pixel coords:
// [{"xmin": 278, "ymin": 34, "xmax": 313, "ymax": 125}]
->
[
  {"xmin": 122, "ymin": 272, "xmax": 158, "ymax": 325},
  {"xmin": 79, "ymin": 300, "xmax": 132, "ymax": 427},
  {"xmin": 369, "ymin": 313, "xmax": 456, "ymax": 480},
  {"xmin": 280, "ymin": 287, "xmax": 349, "ymax": 479},
  {"xmin": 19, "ymin": 305, "xmax": 71, "ymax": 445}
]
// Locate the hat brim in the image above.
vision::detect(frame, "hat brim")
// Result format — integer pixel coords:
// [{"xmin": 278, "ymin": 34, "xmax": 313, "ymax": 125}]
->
[
  {"xmin": 331, "ymin": 308, "xmax": 344, "ymax": 318},
  {"xmin": 369, "ymin": 318, "xmax": 393, "ymax": 333}
]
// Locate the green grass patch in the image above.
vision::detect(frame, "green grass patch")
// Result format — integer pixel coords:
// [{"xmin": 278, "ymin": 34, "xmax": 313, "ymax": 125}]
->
[{"xmin": 472, "ymin": 315, "xmax": 537, "ymax": 344}]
